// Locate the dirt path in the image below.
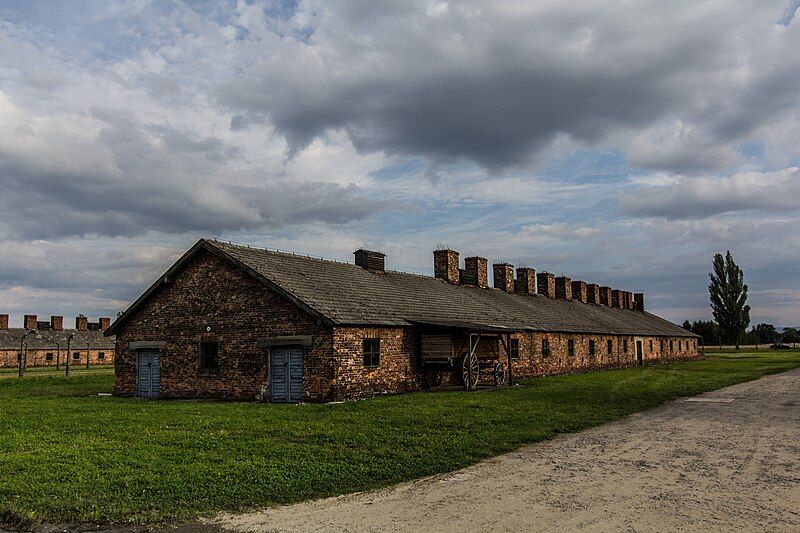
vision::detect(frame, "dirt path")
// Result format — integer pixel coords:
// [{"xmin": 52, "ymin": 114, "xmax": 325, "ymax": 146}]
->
[{"xmin": 211, "ymin": 369, "xmax": 800, "ymax": 532}]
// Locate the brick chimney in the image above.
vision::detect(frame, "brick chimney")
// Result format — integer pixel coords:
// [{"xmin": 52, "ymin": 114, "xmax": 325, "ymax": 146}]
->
[
  {"xmin": 555, "ymin": 276, "xmax": 572, "ymax": 300},
  {"xmin": 434, "ymin": 249, "xmax": 460, "ymax": 284},
  {"xmin": 354, "ymin": 249, "xmax": 386, "ymax": 272},
  {"xmin": 599, "ymin": 287, "xmax": 613, "ymax": 307},
  {"xmin": 537, "ymin": 272, "xmax": 556, "ymax": 299},
  {"xmin": 515, "ymin": 267, "xmax": 536, "ymax": 295},
  {"xmin": 611, "ymin": 290, "xmax": 622, "ymax": 309},
  {"xmin": 626, "ymin": 291, "xmax": 635, "ymax": 310},
  {"xmin": 99, "ymin": 317, "xmax": 111, "ymax": 331},
  {"xmin": 634, "ymin": 293, "xmax": 645, "ymax": 312},
  {"xmin": 463, "ymin": 257, "xmax": 488, "ymax": 288},
  {"xmin": 586, "ymin": 284, "xmax": 601, "ymax": 305},
  {"xmin": 571, "ymin": 281, "xmax": 588, "ymax": 303},
  {"xmin": 51, "ymin": 315, "xmax": 64, "ymax": 331},
  {"xmin": 0, "ymin": 314, "xmax": 8, "ymax": 330},
  {"xmin": 24, "ymin": 314, "xmax": 37, "ymax": 331},
  {"xmin": 76, "ymin": 315, "xmax": 88, "ymax": 331},
  {"xmin": 493, "ymin": 263, "xmax": 515, "ymax": 293}
]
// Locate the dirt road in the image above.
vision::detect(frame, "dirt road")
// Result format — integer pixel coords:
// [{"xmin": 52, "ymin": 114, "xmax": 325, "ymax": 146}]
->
[{"xmin": 211, "ymin": 369, "xmax": 800, "ymax": 532}]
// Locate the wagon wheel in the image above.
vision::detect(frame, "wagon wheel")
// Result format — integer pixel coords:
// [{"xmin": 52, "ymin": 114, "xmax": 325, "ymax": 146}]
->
[
  {"xmin": 493, "ymin": 362, "xmax": 506, "ymax": 386},
  {"xmin": 461, "ymin": 353, "xmax": 479, "ymax": 390}
]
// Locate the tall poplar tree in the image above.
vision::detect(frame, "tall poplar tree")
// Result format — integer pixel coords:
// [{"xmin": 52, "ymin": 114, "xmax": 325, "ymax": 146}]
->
[{"xmin": 708, "ymin": 251, "xmax": 750, "ymax": 350}]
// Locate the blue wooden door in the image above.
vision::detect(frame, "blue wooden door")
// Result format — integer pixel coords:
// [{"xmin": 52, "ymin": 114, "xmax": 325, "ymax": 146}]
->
[
  {"xmin": 137, "ymin": 350, "xmax": 161, "ymax": 398},
  {"xmin": 270, "ymin": 347, "xmax": 302, "ymax": 403}
]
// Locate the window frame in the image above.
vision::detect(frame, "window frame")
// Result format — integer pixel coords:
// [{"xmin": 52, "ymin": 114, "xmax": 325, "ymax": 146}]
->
[
  {"xmin": 45, "ymin": 352, "xmax": 54, "ymax": 361},
  {"xmin": 541, "ymin": 338, "xmax": 550, "ymax": 358},
  {"xmin": 362, "ymin": 338, "xmax": 381, "ymax": 367},
  {"xmin": 567, "ymin": 339, "xmax": 575, "ymax": 357},
  {"xmin": 98, "ymin": 351, "xmax": 106, "ymax": 360},
  {"xmin": 588, "ymin": 339, "xmax": 595, "ymax": 357},
  {"xmin": 607, "ymin": 339, "xmax": 613, "ymax": 355},
  {"xmin": 72, "ymin": 351, "xmax": 80, "ymax": 360},
  {"xmin": 623, "ymin": 339, "xmax": 628, "ymax": 353},
  {"xmin": 199, "ymin": 340, "xmax": 220, "ymax": 371},
  {"xmin": 509, "ymin": 338, "xmax": 520, "ymax": 360}
]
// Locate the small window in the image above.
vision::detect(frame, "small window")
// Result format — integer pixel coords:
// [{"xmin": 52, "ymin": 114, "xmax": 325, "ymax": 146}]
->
[
  {"xmin": 659, "ymin": 340, "xmax": 664, "ymax": 352},
  {"xmin": 200, "ymin": 341, "xmax": 219, "ymax": 370},
  {"xmin": 510, "ymin": 338, "xmax": 520, "ymax": 360},
  {"xmin": 541, "ymin": 338, "xmax": 550, "ymax": 358},
  {"xmin": 73, "ymin": 352, "xmax": 80, "ymax": 360},
  {"xmin": 623, "ymin": 339, "xmax": 628, "ymax": 353},
  {"xmin": 98, "ymin": 352, "xmax": 105, "ymax": 360},
  {"xmin": 670, "ymin": 340, "xmax": 674, "ymax": 352},
  {"xmin": 568, "ymin": 339, "xmax": 575, "ymax": 357},
  {"xmin": 588, "ymin": 340, "xmax": 595, "ymax": 356},
  {"xmin": 649, "ymin": 340, "xmax": 653, "ymax": 351},
  {"xmin": 363, "ymin": 338, "xmax": 380, "ymax": 367},
  {"xmin": 45, "ymin": 352, "xmax": 54, "ymax": 361},
  {"xmin": 607, "ymin": 339, "xmax": 613, "ymax": 355}
]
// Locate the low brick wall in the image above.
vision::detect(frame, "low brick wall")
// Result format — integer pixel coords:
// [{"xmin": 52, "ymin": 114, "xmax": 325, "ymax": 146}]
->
[{"xmin": 0, "ymin": 348, "xmax": 114, "ymax": 368}]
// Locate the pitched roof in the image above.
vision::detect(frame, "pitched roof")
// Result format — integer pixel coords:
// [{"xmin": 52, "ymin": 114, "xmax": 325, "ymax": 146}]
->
[
  {"xmin": 0, "ymin": 328, "xmax": 115, "ymax": 350},
  {"xmin": 109, "ymin": 239, "xmax": 696, "ymax": 338}
]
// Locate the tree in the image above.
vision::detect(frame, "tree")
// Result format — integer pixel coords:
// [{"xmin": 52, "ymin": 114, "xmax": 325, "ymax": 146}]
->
[
  {"xmin": 752, "ymin": 323, "xmax": 777, "ymax": 345},
  {"xmin": 782, "ymin": 327, "xmax": 800, "ymax": 347},
  {"xmin": 682, "ymin": 320, "xmax": 692, "ymax": 331},
  {"xmin": 709, "ymin": 251, "xmax": 751, "ymax": 350}
]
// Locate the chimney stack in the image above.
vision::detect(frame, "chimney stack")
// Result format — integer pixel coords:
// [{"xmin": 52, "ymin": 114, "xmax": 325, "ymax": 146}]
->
[
  {"xmin": 76, "ymin": 315, "xmax": 88, "ymax": 331},
  {"xmin": 599, "ymin": 287, "xmax": 613, "ymax": 307},
  {"xmin": 354, "ymin": 249, "xmax": 386, "ymax": 272},
  {"xmin": 99, "ymin": 317, "xmax": 111, "ymax": 331},
  {"xmin": 493, "ymin": 263, "xmax": 515, "ymax": 293},
  {"xmin": 586, "ymin": 284, "xmax": 601, "ymax": 305},
  {"xmin": 571, "ymin": 281, "xmax": 588, "ymax": 303},
  {"xmin": 626, "ymin": 291, "xmax": 635, "ymax": 310},
  {"xmin": 0, "ymin": 314, "xmax": 8, "ymax": 330},
  {"xmin": 537, "ymin": 272, "xmax": 556, "ymax": 299},
  {"xmin": 555, "ymin": 276, "xmax": 573, "ymax": 300},
  {"xmin": 463, "ymin": 257, "xmax": 488, "ymax": 288},
  {"xmin": 24, "ymin": 314, "xmax": 37, "ymax": 331},
  {"xmin": 611, "ymin": 290, "xmax": 623, "ymax": 309},
  {"xmin": 515, "ymin": 267, "xmax": 536, "ymax": 295},
  {"xmin": 51, "ymin": 315, "xmax": 64, "ymax": 331},
  {"xmin": 433, "ymin": 249, "xmax": 460, "ymax": 284},
  {"xmin": 634, "ymin": 293, "xmax": 645, "ymax": 312}
]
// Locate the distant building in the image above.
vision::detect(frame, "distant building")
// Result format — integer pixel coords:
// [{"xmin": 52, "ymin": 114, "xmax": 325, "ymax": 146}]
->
[
  {"xmin": 107, "ymin": 239, "xmax": 700, "ymax": 402},
  {"xmin": 0, "ymin": 314, "xmax": 115, "ymax": 368}
]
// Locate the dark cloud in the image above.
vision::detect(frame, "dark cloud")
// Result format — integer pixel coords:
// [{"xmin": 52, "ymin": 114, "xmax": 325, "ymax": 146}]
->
[{"xmin": 217, "ymin": 0, "xmax": 800, "ymax": 172}]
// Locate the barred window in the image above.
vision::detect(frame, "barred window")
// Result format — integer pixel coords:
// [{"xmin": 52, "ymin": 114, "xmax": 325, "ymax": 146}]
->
[
  {"xmin": 200, "ymin": 341, "xmax": 219, "ymax": 370},
  {"xmin": 588, "ymin": 340, "xmax": 595, "ymax": 356},
  {"xmin": 363, "ymin": 338, "xmax": 380, "ymax": 367},
  {"xmin": 541, "ymin": 338, "xmax": 550, "ymax": 358},
  {"xmin": 568, "ymin": 339, "xmax": 575, "ymax": 357},
  {"xmin": 607, "ymin": 339, "xmax": 613, "ymax": 355},
  {"xmin": 510, "ymin": 338, "xmax": 520, "ymax": 360}
]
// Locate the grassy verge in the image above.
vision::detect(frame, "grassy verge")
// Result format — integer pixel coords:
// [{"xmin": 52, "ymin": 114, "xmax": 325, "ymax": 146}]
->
[{"xmin": 1, "ymin": 351, "xmax": 798, "ymax": 526}]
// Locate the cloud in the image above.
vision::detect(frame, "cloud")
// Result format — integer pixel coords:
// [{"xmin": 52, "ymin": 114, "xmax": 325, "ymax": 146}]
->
[
  {"xmin": 217, "ymin": 0, "xmax": 800, "ymax": 173},
  {"xmin": 619, "ymin": 167, "xmax": 800, "ymax": 219},
  {"xmin": 0, "ymin": 93, "xmax": 389, "ymax": 238}
]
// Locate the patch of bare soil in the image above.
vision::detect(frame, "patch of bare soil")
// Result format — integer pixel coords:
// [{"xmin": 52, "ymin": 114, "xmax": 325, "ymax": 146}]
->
[{"xmin": 211, "ymin": 369, "xmax": 800, "ymax": 532}]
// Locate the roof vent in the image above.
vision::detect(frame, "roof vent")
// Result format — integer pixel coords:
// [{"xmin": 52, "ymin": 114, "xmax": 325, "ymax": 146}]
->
[{"xmin": 354, "ymin": 249, "xmax": 386, "ymax": 272}]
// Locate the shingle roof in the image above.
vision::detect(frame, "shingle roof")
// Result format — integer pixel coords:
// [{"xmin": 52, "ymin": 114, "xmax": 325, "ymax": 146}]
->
[
  {"xmin": 206, "ymin": 240, "xmax": 696, "ymax": 338},
  {"xmin": 0, "ymin": 328, "xmax": 115, "ymax": 350}
]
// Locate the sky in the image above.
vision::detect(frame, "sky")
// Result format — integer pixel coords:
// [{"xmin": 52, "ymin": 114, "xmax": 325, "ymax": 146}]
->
[{"xmin": 1, "ymin": 0, "xmax": 799, "ymax": 328}]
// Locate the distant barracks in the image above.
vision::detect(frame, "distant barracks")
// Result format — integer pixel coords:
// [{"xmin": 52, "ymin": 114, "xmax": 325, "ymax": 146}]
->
[
  {"xmin": 107, "ymin": 239, "xmax": 700, "ymax": 402},
  {"xmin": 0, "ymin": 314, "xmax": 115, "ymax": 368}
]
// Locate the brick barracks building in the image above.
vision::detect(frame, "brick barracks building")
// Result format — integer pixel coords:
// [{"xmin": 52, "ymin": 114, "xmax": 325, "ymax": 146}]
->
[
  {"xmin": 107, "ymin": 239, "xmax": 700, "ymax": 402},
  {"xmin": 0, "ymin": 314, "xmax": 115, "ymax": 369}
]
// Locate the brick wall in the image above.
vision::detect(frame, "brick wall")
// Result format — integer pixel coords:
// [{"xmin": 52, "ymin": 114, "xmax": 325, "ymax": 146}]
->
[
  {"xmin": 332, "ymin": 326, "xmax": 421, "ymax": 400},
  {"xmin": 113, "ymin": 249, "xmax": 334, "ymax": 401},
  {"xmin": 0, "ymin": 348, "xmax": 114, "ymax": 368}
]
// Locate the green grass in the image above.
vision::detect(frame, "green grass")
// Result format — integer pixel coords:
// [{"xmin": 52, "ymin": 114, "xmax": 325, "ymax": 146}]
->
[{"xmin": 1, "ymin": 351, "xmax": 798, "ymax": 526}]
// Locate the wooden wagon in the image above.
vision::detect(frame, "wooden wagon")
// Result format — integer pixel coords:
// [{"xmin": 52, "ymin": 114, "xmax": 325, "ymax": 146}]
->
[{"xmin": 413, "ymin": 320, "xmax": 521, "ymax": 390}]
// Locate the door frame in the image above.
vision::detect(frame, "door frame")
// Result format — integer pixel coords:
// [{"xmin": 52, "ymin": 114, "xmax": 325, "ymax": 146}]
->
[
  {"xmin": 268, "ymin": 345, "xmax": 303, "ymax": 403},
  {"xmin": 136, "ymin": 348, "xmax": 161, "ymax": 398},
  {"xmin": 634, "ymin": 337, "xmax": 644, "ymax": 366}
]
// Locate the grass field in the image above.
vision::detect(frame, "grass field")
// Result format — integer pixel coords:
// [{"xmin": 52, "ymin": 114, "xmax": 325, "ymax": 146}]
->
[{"xmin": 1, "ymin": 351, "xmax": 799, "ymax": 526}]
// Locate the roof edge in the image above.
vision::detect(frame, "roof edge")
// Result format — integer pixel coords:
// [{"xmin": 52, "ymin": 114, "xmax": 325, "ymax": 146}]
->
[{"xmin": 105, "ymin": 239, "xmax": 334, "ymax": 336}]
